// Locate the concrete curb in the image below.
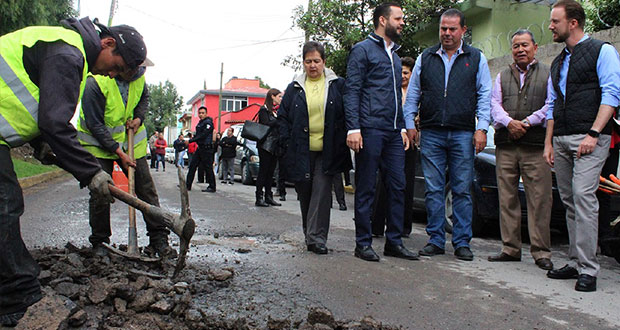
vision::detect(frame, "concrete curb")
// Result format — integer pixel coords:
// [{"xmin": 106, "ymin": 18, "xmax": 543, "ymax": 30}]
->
[{"xmin": 19, "ymin": 169, "xmax": 69, "ymax": 189}]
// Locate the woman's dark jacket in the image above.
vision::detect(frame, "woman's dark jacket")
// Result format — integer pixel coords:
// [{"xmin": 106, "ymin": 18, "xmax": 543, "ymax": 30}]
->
[
  {"xmin": 278, "ymin": 68, "xmax": 352, "ymax": 183},
  {"xmin": 257, "ymin": 105, "xmax": 278, "ymax": 153}
]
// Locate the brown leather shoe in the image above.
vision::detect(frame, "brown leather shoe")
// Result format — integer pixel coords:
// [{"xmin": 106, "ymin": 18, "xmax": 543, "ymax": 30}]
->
[
  {"xmin": 487, "ymin": 252, "xmax": 520, "ymax": 262},
  {"xmin": 535, "ymin": 258, "xmax": 553, "ymax": 270}
]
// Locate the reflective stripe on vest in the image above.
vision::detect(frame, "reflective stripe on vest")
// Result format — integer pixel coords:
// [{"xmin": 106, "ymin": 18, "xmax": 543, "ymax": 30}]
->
[
  {"xmin": 0, "ymin": 26, "xmax": 87, "ymax": 147},
  {"xmin": 78, "ymin": 74, "xmax": 147, "ymax": 159}
]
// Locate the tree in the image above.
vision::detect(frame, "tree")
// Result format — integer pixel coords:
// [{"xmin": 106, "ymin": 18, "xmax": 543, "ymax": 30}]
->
[
  {"xmin": 284, "ymin": 0, "xmax": 457, "ymax": 77},
  {"xmin": 254, "ymin": 76, "xmax": 272, "ymax": 89},
  {"xmin": 145, "ymin": 80, "xmax": 184, "ymax": 135},
  {"xmin": 584, "ymin": 0, "xmax": 620, "ymax": 33},
  {"xmin": 0, "ymin": 0, "xmax": 76, "ymax": 35}
]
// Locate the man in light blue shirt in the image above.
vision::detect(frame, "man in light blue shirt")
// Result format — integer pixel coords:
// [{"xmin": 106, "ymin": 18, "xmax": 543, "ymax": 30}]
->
[
  {"xmin": 402, "ymin": 8, "xmax": 492, "ymax": 261},
  {"xmin": 543, "ymin": 0, "xmax": 620, "ymax": 292}
]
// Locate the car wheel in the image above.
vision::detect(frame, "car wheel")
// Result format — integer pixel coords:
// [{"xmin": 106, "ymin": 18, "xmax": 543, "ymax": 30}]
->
[{"xmin": 241, "ymin": 161, "xmax": 253, "ymax": 185}]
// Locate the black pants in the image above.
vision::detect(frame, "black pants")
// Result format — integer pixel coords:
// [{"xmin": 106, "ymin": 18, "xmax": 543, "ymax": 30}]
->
[
  {"xmin": 89, "ymin": 157, "xmax": 169, "ymax": 246},
  {"xmin": 597, "ymin": 148, "xmax": 620, "ymax": 241},
  {"xmin": 276, "ymin": 158, "xmax": 287, "ymax": 196},
  {"xmin": 257, "ymin": 147, "xmax": 277, "ymax": 194},
  {"xmin": 150, "ymin": 148, "xmax": 156, "ymax": 168},
  {"xmin": 371, "ymin": 146, "xmax": 416, "ymax": 236},
  {"xmin": 186, "ymin": 147, "xmax": 215, "ymax": 190},
  {"xmin": 0, "ymin": 146, "xmax": 43, "ymax": 315},
  {"xmin": 332, "ymin": 173, "xmax": 346, "ymax": 207}
]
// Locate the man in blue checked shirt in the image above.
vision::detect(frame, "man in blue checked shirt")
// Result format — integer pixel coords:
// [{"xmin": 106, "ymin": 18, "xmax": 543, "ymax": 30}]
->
[
  {"xmin": 542, "ymin": 0, "xmax": 620, "ymax": 292},
  {"xmin": 403, "ymin": 8, "xmax": 492, "ymax": 261}
]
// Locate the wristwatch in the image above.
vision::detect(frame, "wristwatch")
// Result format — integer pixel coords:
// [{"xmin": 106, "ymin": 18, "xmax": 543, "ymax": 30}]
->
[{"xmin": 587, "ymin": 129, "xmax": 600, "ymax": 138}]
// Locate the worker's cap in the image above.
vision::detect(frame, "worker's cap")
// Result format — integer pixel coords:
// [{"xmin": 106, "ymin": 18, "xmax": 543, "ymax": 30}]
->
[{"xmin": 95, "ymin": 20, "xmax": 148, "ymax": 70}]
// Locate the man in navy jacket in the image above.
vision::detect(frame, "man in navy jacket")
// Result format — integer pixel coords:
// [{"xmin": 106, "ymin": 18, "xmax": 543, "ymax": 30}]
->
[{"xmin": 344, "ymin": 2, "xmax": 418, "ymax": 262}]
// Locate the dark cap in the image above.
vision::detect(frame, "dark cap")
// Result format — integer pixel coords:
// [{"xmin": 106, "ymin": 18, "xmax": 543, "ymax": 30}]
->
[{"xmin": 94, "ymin": 19, "xmax": 147, "ymax": 70}]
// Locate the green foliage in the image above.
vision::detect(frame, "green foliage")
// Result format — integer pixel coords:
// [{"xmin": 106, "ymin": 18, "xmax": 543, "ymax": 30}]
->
[
  {"xmin": 284, "ymin": 0, "xmax": 457, "ymax": 77},
  {"xmin": 0, "ymin": 0, "xmax": 76, "ymax": 35},
  {"xmin": 146, "ymin": 80, "xmax": 184, "ymax": 135},
  {"xmin": 12, "ymin": 158, "xmax": 58, "ymax": 179},
  {"xmin": 254, "ymin": 76, "xmax": 271, "ymax": 89},
  {"xmin": 584, "ymin": 0, "xmax": 620, "ymax": 33}
]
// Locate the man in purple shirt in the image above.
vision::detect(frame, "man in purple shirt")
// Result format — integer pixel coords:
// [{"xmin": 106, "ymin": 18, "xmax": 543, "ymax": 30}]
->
[
  {"xmin": 487, "ymin": 29, "xmax": 553, "ymax": 271},
  {"xmin": 543, "ymin": 0, "xmax": 620, "ymax": 292}
]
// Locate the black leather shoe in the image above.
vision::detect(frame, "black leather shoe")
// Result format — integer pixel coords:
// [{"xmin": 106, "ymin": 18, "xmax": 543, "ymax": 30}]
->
[
  {"xmin": 265, "ymin": 193, "xmax": 281, "ymax": 206},
  {"xmin": 454, "ymin": 246, "xmax": 474, "ymax": 261},
  {"xmin": 338, "ymin": 204, "xmax": 347, "ymax": 211},
  {"xmin": 487, "ymin": 252, "xmax": 520, "ymax": 262},
  {"xmin": 307, "ymin": 244, "xmax": 328, "ymax": 255},
  {"xmin": 384, "ymin": 244, "xmax": 419, "ymax": 260},
  {"xmin": 575, "ymin": 274, "xmax": 596, "ymax": 292},
  {"xmin": 279, "ymin": 195, "xmax": 286, "ymax": 201},
  {"xmin": 547, "ymin": 265, "xmax": 578, "ymax": 279},
  {"xmin": 419, "ymin": 243, "xmax": 445, "ymax": 256},
  {"xmin": 354, "ymin": 245, "xmax": 380, "ymax": 262},
  {"xmin": 202, "ymin": 187, "xmax": 216, "ymax": 193},
  {"xmin": 535, "ymin": 258, "xmax": 553, "ymax": 270}
]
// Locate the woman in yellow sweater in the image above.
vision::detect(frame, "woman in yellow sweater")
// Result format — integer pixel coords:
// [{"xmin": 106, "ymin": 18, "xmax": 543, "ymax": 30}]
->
[{"xmin": 278, "ymin": 41, "xmax": 352, "ymax": 254}]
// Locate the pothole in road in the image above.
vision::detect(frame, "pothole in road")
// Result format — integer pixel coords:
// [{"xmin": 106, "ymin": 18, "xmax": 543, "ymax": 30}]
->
[{"xmin": 187, "ymin": 234, "xmax": 299, "ymax": 263}]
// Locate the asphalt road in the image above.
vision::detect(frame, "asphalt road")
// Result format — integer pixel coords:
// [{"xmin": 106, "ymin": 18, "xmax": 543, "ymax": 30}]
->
[{"xmin": 20, "ymin": 166, "xmax": 620, "ymax": 329}]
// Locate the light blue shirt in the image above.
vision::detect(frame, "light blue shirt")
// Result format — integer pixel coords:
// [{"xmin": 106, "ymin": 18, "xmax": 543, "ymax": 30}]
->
[
  {"xmin": 403, "ymin": 41, "xmax": 492, "ymax": 130},
  {"xmin": 545, "ymin": 35, "xmax": 620, "ymax": 120}
]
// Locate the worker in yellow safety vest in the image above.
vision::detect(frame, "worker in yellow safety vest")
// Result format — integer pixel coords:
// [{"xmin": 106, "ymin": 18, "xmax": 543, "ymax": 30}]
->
[
  {"xmin": 78, "ymin": 64, "xmax": 174, "ymax": 258},
  {"xmin": 0, "ymin": 17, "xmax": 148, "ymax": 326}
]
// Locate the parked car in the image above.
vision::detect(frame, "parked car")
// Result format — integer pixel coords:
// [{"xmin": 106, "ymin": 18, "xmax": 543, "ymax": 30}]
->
[
  {"xmin": 411, "ymin": 126, "xmax": 566, "ymax": 236},
  {"xmin": 165, "ymin": 147, "xmax": 175, "ymax": 163}
]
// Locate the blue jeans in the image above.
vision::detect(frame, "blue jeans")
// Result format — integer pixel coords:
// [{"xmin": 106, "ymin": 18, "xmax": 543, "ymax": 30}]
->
[
  {"xmin": 420, "ymin": 128, "xmax": 474, "ymax": 249},
  {"xmin": 354, "ymin": 128, "xmax": 405, "ymax": 247}
]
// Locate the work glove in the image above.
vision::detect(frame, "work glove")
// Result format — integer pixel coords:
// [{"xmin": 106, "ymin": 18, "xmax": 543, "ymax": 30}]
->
[
  {"xmin": 31, "ymin": 140, "xmax": 57, "ymax": 165},
  {"xmin": 88, "ymin": 170, "xmax": 115, "ymax": 204}
]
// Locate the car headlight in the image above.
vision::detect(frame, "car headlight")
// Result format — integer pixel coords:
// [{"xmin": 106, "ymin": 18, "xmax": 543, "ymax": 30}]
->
[{"xmin": 249, "ymin": 155, "xmax": 260, "ymax": 163}]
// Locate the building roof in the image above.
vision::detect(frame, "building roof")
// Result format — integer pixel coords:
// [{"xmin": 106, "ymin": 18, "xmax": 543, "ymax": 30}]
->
[{"xmin": 186, "ymin": 78, "xmax": 269, "ymax": 105}]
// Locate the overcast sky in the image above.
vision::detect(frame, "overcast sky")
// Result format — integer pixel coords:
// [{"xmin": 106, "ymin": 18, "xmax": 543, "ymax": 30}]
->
[{"xmin": 76, "ymin": 0, "xmax": 307, "ymax": 109}]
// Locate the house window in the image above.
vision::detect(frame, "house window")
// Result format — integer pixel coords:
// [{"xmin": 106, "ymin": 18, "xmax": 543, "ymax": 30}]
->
[{"xmin": 221, "ymin": 96, "xmax": 248, "ymax": 112}]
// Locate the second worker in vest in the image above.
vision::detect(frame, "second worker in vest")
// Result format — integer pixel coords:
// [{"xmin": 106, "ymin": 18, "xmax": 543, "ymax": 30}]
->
[
  {"xmin": 487, "ymin": 30, "xmax": 553, "ymax": 271},
  {"xmin": 79, "ymin": 64, "xmax": 174, "ymax": 258}
]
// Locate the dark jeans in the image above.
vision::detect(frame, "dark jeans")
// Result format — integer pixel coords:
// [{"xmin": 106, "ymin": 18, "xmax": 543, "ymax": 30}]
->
[
  {"xmin": 155, "ymin": 153, "xmax": 165, "ymax": 170},
  {"xmin": 89, "ymin": 157, "xmax": 169, "ymax": 246},
  {"xmin": 371, "ymin": 146, "xmax": 416, "ymax": 236},
  {"xmin": 0, "ymin": 146, "xmax": 43, "ymax": 315},
  {"xmin": 354, "ymin": 128, "xmax": 406, "ymax": 247},
  {"xmin": 186, "ymin": 147, "xmax": 215, "ymax": 190},
  {"xmin": 257, "ymin": 147, "xmax": 277, "ymax": 194}
]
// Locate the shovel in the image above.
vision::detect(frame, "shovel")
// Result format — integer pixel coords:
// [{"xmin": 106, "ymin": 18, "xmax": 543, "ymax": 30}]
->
[{"xmin": 108, "ymin": 167, "xmax": 196, "ymax": 277}]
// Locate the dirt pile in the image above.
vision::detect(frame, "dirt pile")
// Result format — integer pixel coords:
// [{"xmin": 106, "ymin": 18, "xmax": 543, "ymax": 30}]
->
[{"xmin": 15, "ymin": 243, "xmax": 400, "ymax": 329}]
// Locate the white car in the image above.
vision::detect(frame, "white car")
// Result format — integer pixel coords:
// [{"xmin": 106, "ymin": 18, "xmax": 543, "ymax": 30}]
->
[{"xmin": 165, "ymin": 147, "xmax": 175, "ymax": 163}]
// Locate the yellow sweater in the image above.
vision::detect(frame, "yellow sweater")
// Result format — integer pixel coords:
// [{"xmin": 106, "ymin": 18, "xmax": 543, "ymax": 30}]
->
[{"xmin": 305, "ymin": 74, "xmax": 325, "ymax": 151}]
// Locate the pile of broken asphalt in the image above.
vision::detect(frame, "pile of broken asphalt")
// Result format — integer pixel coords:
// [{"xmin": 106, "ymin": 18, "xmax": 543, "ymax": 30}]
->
[{"xmin": 12, "ymin": 243, "xmax": 402, "ymax": 329}]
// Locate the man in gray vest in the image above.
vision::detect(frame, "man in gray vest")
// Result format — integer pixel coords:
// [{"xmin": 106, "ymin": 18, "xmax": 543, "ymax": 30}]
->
[
  {"xmin": 404, "ymin": 8, "xmax": 492, "ymax": 261},
  {"xmin": 487, "ymin": 30, "xmax": 553, "ymax": 271},
  {"xmin": 543, "ymin": 0, "xmax": 620, "ymax": 292}
]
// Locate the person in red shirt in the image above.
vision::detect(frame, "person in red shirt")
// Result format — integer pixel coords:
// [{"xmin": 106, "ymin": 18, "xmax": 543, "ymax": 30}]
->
[{"xmin": 154, "ymin": 132, "xmax": 167, "ymax": 171}]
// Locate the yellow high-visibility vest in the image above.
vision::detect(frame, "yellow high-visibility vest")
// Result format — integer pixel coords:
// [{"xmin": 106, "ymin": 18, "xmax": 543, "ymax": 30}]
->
[
  {"xmin": 77, "ymin": 74, "xmax": 148, "ymax": 159},
  {"xmin": 0, "ymin": 26, "xmax": 88, "ymax": 147}
]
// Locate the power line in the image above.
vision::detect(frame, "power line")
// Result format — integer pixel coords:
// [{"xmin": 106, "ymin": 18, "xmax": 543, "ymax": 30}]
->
[{"xmin": 198, "ymin": 36, "xmax": 304, "ymax": 52}]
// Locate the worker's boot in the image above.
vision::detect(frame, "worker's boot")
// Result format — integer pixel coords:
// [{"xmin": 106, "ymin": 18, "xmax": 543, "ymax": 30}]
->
[
  {"xmin": 92, "ymin": 243, "xmax": 109, "ymax": 257},
  {"xmin": 146, "ymin": 238, "xmax": 177, "ymax": 258},
  {"xmin": 264, "ymin": 191, "xmax": 281, "ymax": 206},
  {"xmin": 255, "ymin": 191, "xmax": 269, "ymax": 207},
  {"xmin": 0, "ymin": 310, "xmax": 26, "ymax": 327}
]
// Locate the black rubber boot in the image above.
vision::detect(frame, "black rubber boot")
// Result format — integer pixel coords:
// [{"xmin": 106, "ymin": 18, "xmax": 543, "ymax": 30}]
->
[
  {"xmin": 255, "ymin": 191, "xmax": 269, "ymax": 207},
  {"xmin": 265, "ymin": 191, "xmax": 281, "ymax": 206}
]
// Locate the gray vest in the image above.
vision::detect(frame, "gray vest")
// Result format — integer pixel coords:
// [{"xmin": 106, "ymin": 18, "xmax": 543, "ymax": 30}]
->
[{"xmin": 494, "ymin": 62, "xmax": 548, "ymax": 146}]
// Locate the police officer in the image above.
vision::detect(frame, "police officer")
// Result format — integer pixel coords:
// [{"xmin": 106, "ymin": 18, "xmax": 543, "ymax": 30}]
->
[
  {"xmin": 0, "ymin": 17, "xmax": 148, "ymax": 326},
  {"xmin": 186, "ymin": 106, "xmax": 216, "ymax": 192}
]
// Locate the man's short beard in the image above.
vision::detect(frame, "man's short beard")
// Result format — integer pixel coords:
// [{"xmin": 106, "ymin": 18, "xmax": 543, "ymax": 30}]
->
[{"xmin": 385, "ymin": 24, "xmax": 401, "ymax": 41}]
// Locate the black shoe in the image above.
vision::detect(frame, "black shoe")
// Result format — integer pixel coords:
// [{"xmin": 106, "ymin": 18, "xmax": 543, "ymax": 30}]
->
[
  {"xmin": 265, "ymin": 192, "xmax": 281, "ymax": 206},
  {"xmin": 419, "ymin": 243, "xmax": 445, "ymax": 256},
  {"xmin": 146, "ymin": 239, "xmax": 177, "ymax": 258},
  {"xmin": 547, "ymin": 265, "xmax": 578, "ymax": 279},
  {"xmin": 354, "ymin": 245, "xmax": 380, "ymax": 262},
  {"xmin": 487, "ymin": 252, "xmax": 520, "ymax": 262},
  {"xmin": 202, "ymin": 187, "xmax": 216, "ymax": 193},
  {"xmin": 0, "ymin": 310, "xmax": 26, "ymax": 327},
  {"xmin": 339, "ymin": 204, "xmax": 347, "ymax": 211},
  {"xmin": 279, "ymin": 195, "xmax": 286, "ymax": 201},
  {"xmin": 384, "ymin": 244, "xmax": 419, "ymax": 260},
  {"xmin": 255, "ymin": 191, "xmax": 269, "ymax": 207},
  {"xmin": 535, "ymin": 258, "xmax": 554, "ymax": 270},
  {"xmin": 92, "ymin": 243, "xmax": 109, "ymax": 257},
  {"xmin": 307, "ymin": 244, "xmax": 328, "ymax": 255},
  {"xmin": 454, "ymin": 246, "xmax": 474, "ymax": 261},
  {"xmin": 372, "ymin": 233, "xmax": 384, "ymax": 238},
  {"xmin": 228, "ymin": 181, "xmax": 234, "ymax": 185},
  {"xmin": 221, "ymin": 180, "xmax": 227, "ymax": 184},
  {"xmin": 575, "ymin": 274, "xmax": 596, "ymax": 292}
]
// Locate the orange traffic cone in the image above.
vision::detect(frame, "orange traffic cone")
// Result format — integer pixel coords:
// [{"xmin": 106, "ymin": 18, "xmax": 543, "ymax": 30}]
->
[{"xmin": 112, "ymin": 162, "xmax": 129, "ymax": 193}]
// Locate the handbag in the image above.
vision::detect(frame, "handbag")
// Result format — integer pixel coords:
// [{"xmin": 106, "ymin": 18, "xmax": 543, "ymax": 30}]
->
[{"xmin": 241, "ymin": 111, "xmax": 270, "ymax": 142}]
